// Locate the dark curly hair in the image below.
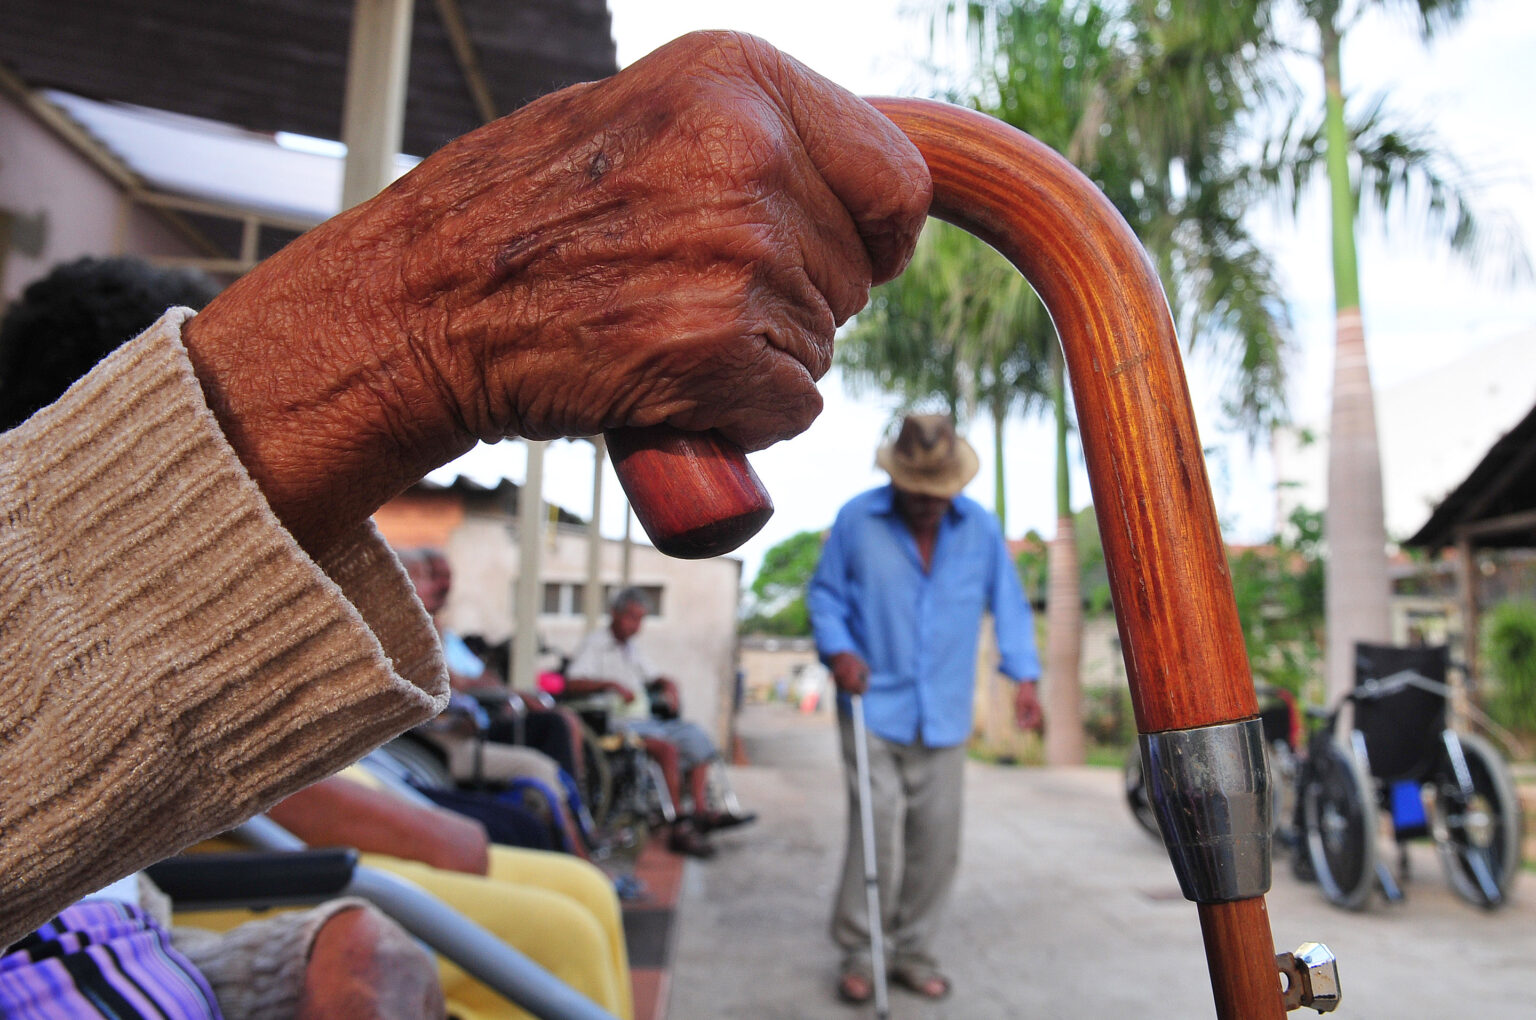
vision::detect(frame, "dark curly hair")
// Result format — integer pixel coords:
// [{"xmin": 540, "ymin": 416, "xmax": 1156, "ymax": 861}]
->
[{"xmin": 0, "ymin": 256, "xmax": 221, "ymax": 430}]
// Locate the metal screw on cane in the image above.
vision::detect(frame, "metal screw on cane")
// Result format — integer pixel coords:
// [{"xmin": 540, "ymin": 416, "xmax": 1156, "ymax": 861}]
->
[
  {"xmin": 1276, "ymin": 942, "xmax": 1341, "ymax": 1013},
  {"xmin": 851, "ymin": 693, "xmax": 890, "ymax": 1020}
]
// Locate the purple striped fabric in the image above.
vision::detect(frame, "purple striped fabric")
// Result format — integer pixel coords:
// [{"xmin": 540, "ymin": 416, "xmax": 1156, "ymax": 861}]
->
[{"xmin": 0, "ymin": 900, "xmax": 223, "ymax": 1019}]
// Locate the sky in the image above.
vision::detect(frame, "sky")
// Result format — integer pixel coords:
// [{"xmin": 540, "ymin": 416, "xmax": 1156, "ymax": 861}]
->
[{"xmin": 429, "ymin": 0, "xmax": 1536, "ymax": 586}]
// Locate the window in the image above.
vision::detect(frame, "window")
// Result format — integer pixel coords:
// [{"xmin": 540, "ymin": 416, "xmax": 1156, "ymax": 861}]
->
[{"xmin": 536, "ymin": 582, "xmax": 664, "ymax": 617}]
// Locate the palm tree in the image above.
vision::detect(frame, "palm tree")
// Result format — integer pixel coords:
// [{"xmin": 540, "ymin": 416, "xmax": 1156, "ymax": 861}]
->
[
  {"xmin": 1248, "ymin": 0, "xmax": 1525, "ymax": 701},
  {"xmin": 840, "ymin": 218, "xmax": 1051, "ymax": 527},
  {"xmin": 939, "ymin": 0, "xmax": 1293, "ymax": 763}
]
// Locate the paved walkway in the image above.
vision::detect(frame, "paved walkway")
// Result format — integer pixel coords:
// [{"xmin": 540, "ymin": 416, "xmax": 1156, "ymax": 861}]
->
[{"xmin": 664, "ymin": 702, "xmax": 1536, "ymax": 1019}]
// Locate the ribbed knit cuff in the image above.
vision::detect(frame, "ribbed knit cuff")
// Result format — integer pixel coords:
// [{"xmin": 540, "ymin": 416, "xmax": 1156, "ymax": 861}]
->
[{"xmin": 0, "ymin": 310, "xmax": 449, "ymax": 946}]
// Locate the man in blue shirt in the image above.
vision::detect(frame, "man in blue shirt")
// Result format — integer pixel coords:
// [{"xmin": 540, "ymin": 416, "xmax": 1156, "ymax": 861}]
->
[{"xmin": 808, "ymin": 414, "xmax": 1042, "ymax": 1004}]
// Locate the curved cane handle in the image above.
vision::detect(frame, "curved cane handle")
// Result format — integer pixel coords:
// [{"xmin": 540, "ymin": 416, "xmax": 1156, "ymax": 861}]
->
[
  {"xmin": 609, "ymin": 96, "xmax": 1284, "ymax": 1018},
  {"xmin": 873, "ymin": 97, "xmax": 1282, "ymax": 1020}
]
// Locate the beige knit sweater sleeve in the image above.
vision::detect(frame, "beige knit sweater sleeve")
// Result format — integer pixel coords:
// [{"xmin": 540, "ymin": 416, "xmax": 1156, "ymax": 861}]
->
[{"xmin": 0, "ymin": 309, "xmax": 450, "ymax": 947}]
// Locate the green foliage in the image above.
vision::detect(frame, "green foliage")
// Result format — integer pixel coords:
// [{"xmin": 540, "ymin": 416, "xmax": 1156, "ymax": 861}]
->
[
  {"xmin": 1482, "ymin": 600, "xmax": 1536, "ymax": 736},
  {"xmin": 1073, "ymin": 505, "xmax": 1112, "ymax": 614},
  {"xmin": 1081, "ymin": 683, "xmax": 1136, "ymax": 747},
  {"xmin": 1014, "ymin": 529, "xmax": 1048, "ymax": 603},
  {"xmin": 741, "ymin": 530, "xmax": 823, "ymax": 636},
  {"xmin": 948, "ymin": 0, "xmax": 1294, "ymax": 441},
  {"xmin": 840, "ymin": 221, "xmax": 1049, "ymax": 420},
  {"xmin": 1228, "ymin": 507, "xmax": 1325, "ymax": 699},
  {"xmin": 1014, "ymin": 509, "xmax": 1110, "ymax": 612}
]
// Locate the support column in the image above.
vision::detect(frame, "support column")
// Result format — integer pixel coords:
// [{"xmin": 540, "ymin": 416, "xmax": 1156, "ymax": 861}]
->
[
  {"xmin": 513, "ymin": 440, "xmax": 547, "ymax": 689},
  {"xmin": 1453, "ymin": 533, "xmax": 1479, "ymax": 730},
  {"xmin": 621, "ymin": 503, "xmax": 634, "ymax": 587},
  {"xmin": 340, "ymin": 0, "xmax": 415, "ymax": 209},
  {"xmin": 584, "ymin": 437, "xmax": 607, "ymax": 630}
]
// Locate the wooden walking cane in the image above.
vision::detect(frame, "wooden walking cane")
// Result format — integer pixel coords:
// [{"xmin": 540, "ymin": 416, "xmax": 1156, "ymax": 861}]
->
[{"xmin": 607, "ymin": 98, "xmax": 1338, "ymax": 1017}]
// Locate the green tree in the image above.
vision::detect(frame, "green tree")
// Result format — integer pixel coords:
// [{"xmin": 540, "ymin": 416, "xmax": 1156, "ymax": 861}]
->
[
  {"xmin": 1482, "ymin": 600, "xmax": 1536, "ymax": 737},
  {"xmin": 1243, "ymin": 0, "xmax": 1527, "ymax": 701},
  {"xmin": 741, "ymin": 530, "xmax": 823, "ymax": 636},
  {"xmin": 935, "ymin": 0, "xmax": 1293, "ymax": 763},
  {"xmin": 1229, "ymin": 507, "xmax": 1327, "ymax": 699},
  {"xmin": 840, "ymin": 218, "xmax": 1052, "ymax": 526}
]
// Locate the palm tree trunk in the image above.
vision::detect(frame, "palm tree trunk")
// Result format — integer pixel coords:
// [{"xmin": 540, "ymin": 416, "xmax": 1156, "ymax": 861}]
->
[
  {"xmin": 1318, "ymin": 12, "xmax": 1392, "ymax": 703},
  {"xmin": 1044, "ymin": 349, "xmax": 1084, "ymax": 764},
  {"xmin": 991, "ymin": 398, "xmax": 1008, "ymax": 526}
]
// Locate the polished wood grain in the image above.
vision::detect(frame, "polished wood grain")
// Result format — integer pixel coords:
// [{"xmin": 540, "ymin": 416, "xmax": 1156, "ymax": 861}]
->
[
  {"xmin": 1199, "ymin": 899, "xmax": 1287, "ymax": 1020},
  {"xmin": 872, "ymin": 97, "xmax": 1257, "ymax": 736},
  {"xmin": 605, "ymin": 426, "xmax": 773, "ymax": 559},
  {"xmin": 871, "ymin": 97, "xmax": 1280, "ymax": 1020}
]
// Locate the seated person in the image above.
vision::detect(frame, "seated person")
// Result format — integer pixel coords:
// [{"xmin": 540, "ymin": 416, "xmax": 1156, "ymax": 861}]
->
[
  {"xmin": 565, "ymin": 588, "xmax": 755, "ymax": 857},
  {"xmin": 4, "ymin": 875, "xmax": 441, "ymax": 1020},
  {"xmin": 0, "ymin": 33, "xmax": 928, "ymax": 946},
  {"xmin": 231, "ymin": 771, "xmax": 633, "ymax": 1020},
  {"xmin": 396, "ymin": 550, "xmax": 595, "ymax": 856},
  {"xmin": 401, "ymin": 547, "xmax": 585, "ymax": 782},
  {"xmin": 0, "ymin": 257, "xmax": 444, "ymax": 1020}
]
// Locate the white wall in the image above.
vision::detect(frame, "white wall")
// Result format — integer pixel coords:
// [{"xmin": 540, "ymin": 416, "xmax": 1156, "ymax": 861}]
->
[{"xmin": 0, "ymin": 93, "xmax": 199, "ymax": 302}]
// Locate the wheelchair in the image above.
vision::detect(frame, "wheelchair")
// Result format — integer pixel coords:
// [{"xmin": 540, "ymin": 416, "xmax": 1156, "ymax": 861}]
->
[
  {"xmin": 1295, "ymin": 643, "xmax": 1524, "ymax": 911},
  {"xmin": 558, "ymin": 684, "xmax": 751, "ymax": 844}
]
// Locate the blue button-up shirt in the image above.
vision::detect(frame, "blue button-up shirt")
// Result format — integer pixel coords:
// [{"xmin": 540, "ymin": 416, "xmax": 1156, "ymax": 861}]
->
[{"xmin": 807, "ymin": 485, "xmax": 1040, "ymax": 748}]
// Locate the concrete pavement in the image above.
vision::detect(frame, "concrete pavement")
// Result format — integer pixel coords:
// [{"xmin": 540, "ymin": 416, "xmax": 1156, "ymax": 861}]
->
[{"xmin": 666, "ymin": 702, "xmax": 1535, "ymax": 1019}]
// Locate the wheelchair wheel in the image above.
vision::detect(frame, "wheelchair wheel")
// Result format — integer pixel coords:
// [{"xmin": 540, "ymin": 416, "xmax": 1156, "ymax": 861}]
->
[
  {"xmin": 1123, "ymin": 747, "xmax": 1162, "ymax": 839},
  {"xmin": 1302, "ymin": 739, "xmax": 1379, "ymax": 910},
  {"xmin": 574, "ymin": 719, "xmax": 615, "ymax": 827},
  {"xmin": 381, "ymin": 735, "xmax": 455, "ymax": 788},
  {"xmin": 1431, "ymin": 732, "xmax": 1523, "ymax": 909}
]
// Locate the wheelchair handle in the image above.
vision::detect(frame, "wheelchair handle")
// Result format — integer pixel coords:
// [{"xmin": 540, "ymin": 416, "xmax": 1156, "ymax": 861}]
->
[{"xmin": 609, "ymin": 98, "xmax": 1285, "ymax": 1017}]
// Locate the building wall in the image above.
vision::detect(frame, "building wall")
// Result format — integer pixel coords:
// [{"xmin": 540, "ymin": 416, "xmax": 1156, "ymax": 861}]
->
[
  {"xmin": 1, "ymin": 93, "xmax": 200, "ymax": 301},
  {"xmin": 739, "ymin": 637, "xmax": 822, "ymax": 703}
]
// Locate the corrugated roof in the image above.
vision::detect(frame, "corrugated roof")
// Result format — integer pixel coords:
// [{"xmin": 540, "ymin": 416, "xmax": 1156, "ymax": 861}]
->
[{"xmin": 0, "ymin": 0, "xmax": 616, "ymax": 158}]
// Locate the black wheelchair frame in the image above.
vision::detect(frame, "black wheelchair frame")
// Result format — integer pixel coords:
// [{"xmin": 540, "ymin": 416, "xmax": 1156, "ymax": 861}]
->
[{"xmin": 1294, "ymin": 643, "xmax": 1524, "ymax": 911}]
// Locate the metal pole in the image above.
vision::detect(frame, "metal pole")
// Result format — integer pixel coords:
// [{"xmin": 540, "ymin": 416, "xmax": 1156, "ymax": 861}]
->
[
  {"xmin": 585, "ymin": 437, "xmax": 607, "ymax": 630},
  {"xmin": 850, "ymin": 694, "xmax": 890, "ymax": 1020}
]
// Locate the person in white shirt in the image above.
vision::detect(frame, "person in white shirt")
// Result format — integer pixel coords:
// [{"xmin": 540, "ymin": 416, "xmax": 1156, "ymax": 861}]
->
[{"xmin": 565, "ymin": 589, "xmax": 755, "ymax": 857}]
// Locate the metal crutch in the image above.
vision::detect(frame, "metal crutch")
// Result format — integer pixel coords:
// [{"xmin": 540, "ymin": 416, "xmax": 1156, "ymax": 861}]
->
[{"xmin": 851, "ymin": 693, "xmax": 891, "ymax": 1020}]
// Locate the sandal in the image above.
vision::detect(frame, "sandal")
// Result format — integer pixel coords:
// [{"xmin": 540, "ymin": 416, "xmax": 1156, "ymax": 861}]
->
[
  {"xmin": 695, "ymin": 809, "xmax": 758, "ymax": 833},
  {"xmin": 892, "ymin": 962, "xmax": 952, "ymax": 1000},
  {"xmin": 836, "ymin": 962, "xmax": 874, "ymax": 1004}
]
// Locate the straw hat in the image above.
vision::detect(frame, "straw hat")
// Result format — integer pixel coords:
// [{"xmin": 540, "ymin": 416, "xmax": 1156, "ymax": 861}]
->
[{"xmin": 875, "ymin": 414, "xmax": 979, "ymax": 498}]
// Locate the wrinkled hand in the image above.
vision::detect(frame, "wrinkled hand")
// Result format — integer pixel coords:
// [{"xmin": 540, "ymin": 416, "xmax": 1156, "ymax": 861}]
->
[
  {"xmin": 182, "ymin": 31, "xmax": 930, "ymax": 555},
  {"xmin": 830, "ymin": 651, "xmax": 870, "ymax": 695},
  {"xmin": 1014, "ymin": 681, "xmax": 1043, "ymax": 733}
]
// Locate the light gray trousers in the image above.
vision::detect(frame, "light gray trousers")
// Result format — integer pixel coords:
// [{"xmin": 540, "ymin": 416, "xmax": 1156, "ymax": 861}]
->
[{"xmin": 831, "ymin": 711, "xmax": 966, "ymax": 971}]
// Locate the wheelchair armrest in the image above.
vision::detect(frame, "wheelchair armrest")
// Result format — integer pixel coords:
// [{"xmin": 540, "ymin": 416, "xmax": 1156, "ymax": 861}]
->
[{"xmin": 146, "ymin": 848, "xmax": 359, "ymax": 908}]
